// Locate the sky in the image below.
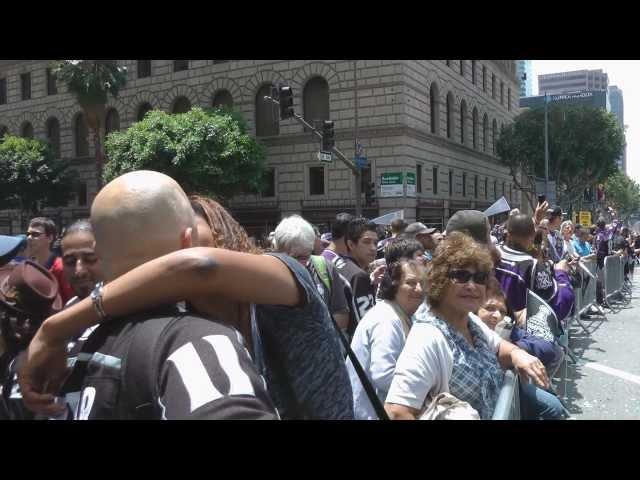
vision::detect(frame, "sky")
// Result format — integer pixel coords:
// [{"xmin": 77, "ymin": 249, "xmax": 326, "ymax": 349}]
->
[{"xmin": 532, "ymin": 61, "xmax": 640, "ymax": 185}]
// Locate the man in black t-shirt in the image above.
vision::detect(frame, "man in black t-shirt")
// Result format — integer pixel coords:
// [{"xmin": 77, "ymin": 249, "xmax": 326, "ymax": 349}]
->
[
  {"xmin": 49, "ymin": 171, "xmax": 277, "ymax": 420},
  {"xmin": 333, "ymin": 217, "xmax": 380, "ymax": 337}
]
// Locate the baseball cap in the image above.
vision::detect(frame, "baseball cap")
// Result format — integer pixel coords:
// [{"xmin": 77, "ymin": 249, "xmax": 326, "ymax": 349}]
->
[
  {"xmin": 403, "ymin": 222, "xmax": 437, "ymax": 238},
  {"xmin": 0, "ymin": 234, "xmax": 27, "ymax": 267},
  {"xmin": 446, "ymin": 210, "xmax": 490, "ymax": 244}
]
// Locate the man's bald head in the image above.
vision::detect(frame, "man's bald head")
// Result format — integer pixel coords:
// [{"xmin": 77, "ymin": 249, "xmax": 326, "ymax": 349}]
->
[{"xmin": 91, "ymin": 170, "xmax": 197, "ymax": 281}]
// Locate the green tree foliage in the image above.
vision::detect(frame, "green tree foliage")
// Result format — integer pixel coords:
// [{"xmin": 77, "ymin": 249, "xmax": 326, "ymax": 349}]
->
[
  {"xmin": 0, "ymin": 135, "xmax": 78, "ymax": 214},
  {"xmin": 53, "ymin": 60, "xmax": 127, "ymax": 188},
  {"xmin": 104, "ymin": 107, "xmax": 267, "ymax": 199},
  {"xmin": 497, "ymin": 105, "xmax": 624, "ymax": 209},
  {"xmin": 604, "ymin": 171, "xmax": 640, "ymax": 221}
]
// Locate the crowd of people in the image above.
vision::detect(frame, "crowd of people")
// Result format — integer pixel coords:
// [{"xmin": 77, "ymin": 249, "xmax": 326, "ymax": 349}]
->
[{"xmin": 0, "ymin": 169, "xmax": 638, "ymax": 420}]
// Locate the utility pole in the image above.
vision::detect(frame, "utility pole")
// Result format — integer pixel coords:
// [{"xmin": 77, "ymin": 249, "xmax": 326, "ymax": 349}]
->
[
  {"xmin": 544, "ymin": 92, "xmax": 549, "ymax": 199},
  {"xmin": 353, "ymin": 60, "xmax": 362, "ymax": 217}
]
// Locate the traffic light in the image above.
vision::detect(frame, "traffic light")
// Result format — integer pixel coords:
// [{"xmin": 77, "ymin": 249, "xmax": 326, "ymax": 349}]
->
[
  {"xmin": 365, "ymin": 181, "xmax": 376, "ymax": 206},
  {"xmin": 279, "ymin": 85, "xmax": 294, "ymax": 120},
  {"xmin": 321, "ymin": 120, "xmax": 335, "ymax": 152}
]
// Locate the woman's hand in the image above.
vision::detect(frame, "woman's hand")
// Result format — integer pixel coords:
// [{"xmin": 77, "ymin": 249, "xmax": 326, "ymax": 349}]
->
[
  {"xmin": 510, "ymin": 348, "xmax": 550, "ymax": 389},
  {"xmin": 534, "ymin": 201, "xmax": 549, "ymax": 226}
]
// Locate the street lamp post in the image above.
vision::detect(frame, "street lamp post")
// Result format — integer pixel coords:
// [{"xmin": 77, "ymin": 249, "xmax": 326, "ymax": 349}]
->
[
  {"xmin": 544, "ymin": 93, "xmax": 549, "ymax": 199},
  {"xmin": 353, "ymin": 60, "xmax": 362, "ymax": 217}
]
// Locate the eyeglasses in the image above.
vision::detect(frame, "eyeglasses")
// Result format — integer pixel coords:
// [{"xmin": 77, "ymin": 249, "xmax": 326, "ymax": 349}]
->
[
  {"xmin": 26, "ymin": 231, "xmax": 43, "ymax": 238},
  {"xmin": 448, "ymin": 269, "xmax": 489, "ymax": 285}
]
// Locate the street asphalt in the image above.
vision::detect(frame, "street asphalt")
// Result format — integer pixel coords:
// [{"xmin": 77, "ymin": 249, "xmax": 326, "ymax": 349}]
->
[{"xmin": 560, "ymin": 268, "xmax": 640, "ymax": 419}]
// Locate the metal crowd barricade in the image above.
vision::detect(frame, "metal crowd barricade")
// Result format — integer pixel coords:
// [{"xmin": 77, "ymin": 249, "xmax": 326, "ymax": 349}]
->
[
  {"xmin": 492, "ymin": 370, "xmax": 520, "ymax": 420},
  {"xmin": 573, "ymin": 257, "xmax": 605, "ymax": 333},
  {"xmin": 604, "ymin": 255, "xmax": 623, "ymax": 310}
]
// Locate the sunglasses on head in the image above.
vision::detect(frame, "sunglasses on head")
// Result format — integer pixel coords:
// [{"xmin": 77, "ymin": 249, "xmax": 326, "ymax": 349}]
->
[{"xmin": 448, "ymin": 269, "xmax": 489, "ymax": 285}]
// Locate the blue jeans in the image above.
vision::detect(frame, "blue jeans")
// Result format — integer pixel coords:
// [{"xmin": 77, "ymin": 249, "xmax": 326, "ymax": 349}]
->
[{"xmin": 519, "ymin": 382, "xmax": 566, "ymax": 420}]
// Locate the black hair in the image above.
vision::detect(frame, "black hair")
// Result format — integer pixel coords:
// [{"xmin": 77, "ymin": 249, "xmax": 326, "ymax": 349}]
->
[
  {"xmin": 331, "ymin": 213, "xmax": 354, "ymax": 241},
  {"xmin": 384, "ymin": 239, "xmax": 423, "ymax": 265},
  {"xmin": 346, "ymin": 217, "xmax": 378, "ymax": 246},
  {"xmin": 62, "ymin": 218, "xmax": 93, "ymax": 239}
]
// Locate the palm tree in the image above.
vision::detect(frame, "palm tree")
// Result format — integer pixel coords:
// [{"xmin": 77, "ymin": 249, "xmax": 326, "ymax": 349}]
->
[{"xmin": 54, "ymin": 60, "xmax": 127, "ymax": 189}]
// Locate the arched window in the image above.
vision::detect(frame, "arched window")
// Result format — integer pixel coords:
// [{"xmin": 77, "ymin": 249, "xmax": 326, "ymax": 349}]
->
[
  {"xmin": 492, "ymin": 119, "xmax": 498, "ymax": 154},
  {"xmin": 105, "ymin": 108, "xmax": 120, "ymax": 136},
  {"xmin": 137, "ymin": 102, "xmax": 153, "ymax": 122},
  {"xmin": 474, "ymin": 175, "xmax": 478, "ymax": 198},
  {"xmin": 472, "ymin": 107, "xmax": 479, "ymax": 149},
  {"xmin": 482, "ymin": 66, "xmax": 487, "ymax": 91},
  {"xmin": 430, "ymin": 83, "xmax": 439, "ymax": 135},
  {"xmin": 508, "ymin": 88, "xmax": 512, "ymax": 111},
  {"xmin": 303, "ymin": 76, "xmax": 330, "ymax": 132},
  {"xmin": 500, "ymin": 82, "xmax": 504, "ymax": 105},
  {"xmin": 446, "ymin": 92, "xmax": 454, "ymax": 139},
  {"xmin": 459, "ymin": 100, "xmax": 467, "ymax": 145},
  {"xmin": 484, "ymin": 177, "xmax": 488, "ymax": 199},
  {"xmin": 172, "ymin": 96, "xmax": 191, "ymax": 114},
  {"xmin": 46, "ymin": 117, "xmax": 61, "ymax": 158},
  {"xmin": 74, "ymin": 113, "xmax": 89, "ymax": 157},
  {"xmin": 492, "ymin": 74, "xmax": 496, "ymax": 99},
  {"xmin": 471, "ymin": 60, "xmax": 477, "ymax": 85},
  {"xmin": 212, "ymin": 89, "xmax": 233, "ymax": 109},
  {"xmin": 21, "ymin": 122, "xmax": 33, "ymax": 139},
  {"xmin": 482, "ymin": 114, "xmax": 488, "ymax": 152},
  {"xmin": 255, "ymin": 84, "xmax": 279, "ymax": 137}
]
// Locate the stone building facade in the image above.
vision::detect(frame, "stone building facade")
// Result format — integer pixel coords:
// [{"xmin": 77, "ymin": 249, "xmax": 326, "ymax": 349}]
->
[{"xmin": 0, "ymin": 60, "xmax": 520, "ymax": 236}]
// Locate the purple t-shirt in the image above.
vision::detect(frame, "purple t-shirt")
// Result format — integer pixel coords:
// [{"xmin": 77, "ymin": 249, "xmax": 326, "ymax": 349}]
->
[
  {"xmin": 495, "ymin": 244, "xmax": 575, "ymax": 321},
  {"xmin": 322, "ymin": 249, "xmax": 340, "ymax": 264}
]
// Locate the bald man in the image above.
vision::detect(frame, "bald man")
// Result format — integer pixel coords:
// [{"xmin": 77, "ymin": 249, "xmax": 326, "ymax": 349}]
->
[{"xmin": 48, "ymin": 171, "xmax": 278, "ymax": 419}]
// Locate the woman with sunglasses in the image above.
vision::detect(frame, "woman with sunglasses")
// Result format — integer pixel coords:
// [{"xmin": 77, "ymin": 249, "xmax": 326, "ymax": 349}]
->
[{"xmin": 385, "ymin": 232, "xmax": 551, "ymax": 420}]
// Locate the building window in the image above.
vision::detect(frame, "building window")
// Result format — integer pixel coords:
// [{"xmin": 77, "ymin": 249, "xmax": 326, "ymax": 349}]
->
[
  {"xmin": 500, "ymin": 82, "xmax": 504, "ymax": 105},
  {"xmin": 21, "ymin": 122, "xmax": 33, "ymax": 139},
  {"xmin": 484, "ymin": 177, "xmax": 488, "ymax": 199},
  {"xmin": 303, "ymin": 76, "xmax": 330, "ymax": 132},
  {"xmin": 492, "ymin": 74, "xmax": 496, "ymax": 99},
  {"xmin": 492, "ymin": 119, "xmax": 498, "ymax": 154},
  {"xmin": 471, "ymin": 61, "xmax": 476, "ymax": 85},
  {"xmin": 472, "ymin": 107, "xmax": 479, "ymax": 149},
  {"xmin": 433, "ymin": 167, "xmax": 438, "ymax": 195},
  {"xmin": 482, "ymin": 114, "xmax": 488, "ymax": 152},
  {"xmin": 75, "ymin": 114, "xmax": 89, "ymax": 157},
  {"xmin": 508, "ymin": 88, "xmax": 511, "ymax": 111},
  {"xmin": 46, "ymin": 68, "xmax": 57, "ymax": 95},
  {"xmin": 21, "ymin": 73, "xmax": 31, "ymax": 100},
  {"xmin": 459, "ymin": 100, "xmax": 467, "ymax": 145},
  {"xmin": 446, "ymin": 92, "xmax": 454, "ymax": 139},
  {"xmin": 262, "ymin": 168, "xmax": 276, "ymax": 198},
  {"xmin": 172, "ymin": 96, "xmax": 191, "ymax": 114},
  {"xmin": 46, "ymin": 117, "xmax": 60, "ymax": 158},
  {"xmin": 309, "ymin": 166, "xmax": 325, "ymax": 196},
  {"xmin": 449, "ymin": 170, "xmax": 453, "ymax": 196},
  {"xmin": 459, "ymin": 60, "xmax": 465, "ymax": 77},
  {"xmin": 173, "ymin": 60, "xmax": 189, "ymax": 72},
  {"xmin": 462, "ymin": 173, "xmax": 467, "ymax": 197},
  {"xmin": 105, "ymin": 108, "xmax": 120, "ymax": 136},
  {"xmin": 212, "ymin": 89, "xmax": 233, "ymax": 109},
  {"xmin": 255, "ymin": 84, "xmax": 279, "ymax": 137},
  {"xmin": 430, "ymin": 83, "xmax": 439, "ymax": 135},
  {"xmin": 474, "ymin": 175, "xmax": 478, "ymax": 198},
  {"xmin": 360, "ymin": 166, "xmax": 372, "ymax": 197},
  {"xmin": 137, "ymin": 102, "xmax": 153, "ymax": 122},
  {"xmin": 137, "ymin": 60, "xmax": 152, "ymax": 78},
  {"xmin": 494, "ymin": 180, "xmax": 498, "ymax": 199},
  {"xmin": 482, "ymin": 66, "xmax": 487, "ymax": 92},
  {"xmin": 502, "ymin": 181, "xmax": 506, "ymax": 196},
  {"xmin": 77, "ymin": 182, "xmax": 88, "ymax": 207},
  {"xmin": 416, "ymin": 164, "xmax": 422, "ymax": 194},
  {"xmin": 0, "ymin": 78, "xmax": 6, "ymax": 104},
  {"xmin": 509, "ymin": 183, "xmax": 513, "ymax": 202}
]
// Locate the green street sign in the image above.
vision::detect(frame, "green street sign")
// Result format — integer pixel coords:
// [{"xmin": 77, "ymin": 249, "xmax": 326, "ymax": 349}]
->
[{"xmin": 381, "ymin": 172, "xmax": 404, "ymax": 197}]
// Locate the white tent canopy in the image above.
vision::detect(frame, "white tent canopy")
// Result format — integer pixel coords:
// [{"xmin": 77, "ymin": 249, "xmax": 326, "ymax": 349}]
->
[
  {"xmin": 371, "ymin": 210, "xmax": 404, "ymax": 225},
  {"xmin": 484, "ymin": 196, "xmax": 511, "ymax": 217}
]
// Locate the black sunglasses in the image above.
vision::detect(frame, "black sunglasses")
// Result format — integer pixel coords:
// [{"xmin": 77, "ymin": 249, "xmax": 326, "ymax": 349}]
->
[{"xmin": 448, "ymin": 269, "xmax": 489, "ymax": 285}]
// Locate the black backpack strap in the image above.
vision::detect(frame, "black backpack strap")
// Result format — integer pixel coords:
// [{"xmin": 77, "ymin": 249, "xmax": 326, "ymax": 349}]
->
[
  {"xmin": 123, "ymin": 315, "xmax": 179, "ymax": 419},
  {"xmin": 326, "ymin": 310, "xmax": 390, "ymax": 421}
]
